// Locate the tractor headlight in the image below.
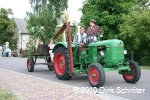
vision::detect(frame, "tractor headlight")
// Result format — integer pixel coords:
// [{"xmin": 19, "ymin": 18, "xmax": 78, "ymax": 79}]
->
[
  {"xmin": 124, "ymin": 50, "xmax": 127, "ymax": 54},
  {"xmin": 99, "ymin": 51, "xmax": 104, "ymax": 56}
]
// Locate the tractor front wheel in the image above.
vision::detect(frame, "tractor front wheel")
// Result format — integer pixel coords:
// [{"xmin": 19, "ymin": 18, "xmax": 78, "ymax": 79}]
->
[
  {"xmin": 27, "ymin": 57, "xmax": 34, "ymax": 72},
  {"xmin": 123, "ymin": 60, "xmax": 141, "ymax": 83},
  {"xmin": 54, "ymin": 47, "xmax": 72, "ymax": 80},
  {"xmin": 88, "ymin": 63, "xmax": 105, "ymax": 88}
]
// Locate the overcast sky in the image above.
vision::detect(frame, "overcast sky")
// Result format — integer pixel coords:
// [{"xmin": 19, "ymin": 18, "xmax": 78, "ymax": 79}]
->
[
  {"xmin": 68, "ymin": 0, "xmax": 85, "ymax": 23},
  {"xmin": 0, "ymin": 0, "xmax": 32, "ymax": 18},
  {"xmin": 0, "ymin": 0, "xmax": 85, "ymax": 23}
]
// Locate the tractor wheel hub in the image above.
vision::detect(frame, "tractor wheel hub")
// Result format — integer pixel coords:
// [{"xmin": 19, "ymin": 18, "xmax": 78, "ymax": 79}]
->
[{"xmin": 92, "ymin": 73, "xmax": 96, "ymax": 77}]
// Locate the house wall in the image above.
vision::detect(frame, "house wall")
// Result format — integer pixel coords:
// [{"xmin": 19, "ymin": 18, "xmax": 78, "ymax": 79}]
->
[
  {"xmin": 13, "ymin": 28, "xmax": 30, "ymax": 50},
  {"xmin": 13, "ymin": 28, "xmax": 19, "ymax": 39},
  {"xmin": 12, "ymin": 28, "xmax": 20, "ymax": 53},
  {"xmin": 12, "ymin": 28, "xmax": 29, "ymax": 54}
]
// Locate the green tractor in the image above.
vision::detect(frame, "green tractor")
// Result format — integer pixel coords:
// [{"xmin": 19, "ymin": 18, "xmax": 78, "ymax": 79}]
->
[{"xmin": 52, "ymin": 22, "xmax": 141, "ymax": 88}]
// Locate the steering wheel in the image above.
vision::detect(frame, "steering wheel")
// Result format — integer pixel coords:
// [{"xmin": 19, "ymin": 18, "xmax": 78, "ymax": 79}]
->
[{"xmin": 81, "ymin": 35, "xmax": 93, "ymax": 44}]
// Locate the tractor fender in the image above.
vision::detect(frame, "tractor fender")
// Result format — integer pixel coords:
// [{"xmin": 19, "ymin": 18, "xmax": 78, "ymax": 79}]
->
[
  {"xmin": 88, "ymin": 39, "xmax": 124, "ymax": 47},
  {"xmin": 52, "ymin": 42, "xmax": 75, "ymax": 53}
]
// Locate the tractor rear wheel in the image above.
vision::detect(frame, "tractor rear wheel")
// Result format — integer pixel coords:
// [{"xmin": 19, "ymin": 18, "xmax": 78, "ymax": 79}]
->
[
  {"xmin": 54, "ymin": 47, "xmax": 72, "ymax": 80},
  {"xmin": 47, "ymin": 56, "xmax": 54, "ymax": 71},
  {"xmin": 27, "ymin": 57, "xmax": 34, "ymax": 72},
  {"xmin": 88, "ymin": 63, "xmax": 105, "ymax": 88},
  {"xmin": 123, "ymin": 60, "xmax": 141, "ymax": 83}
]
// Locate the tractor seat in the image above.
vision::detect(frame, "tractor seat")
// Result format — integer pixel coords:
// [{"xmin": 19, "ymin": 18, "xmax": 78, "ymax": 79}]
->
[{"xmin": 82, "ymin": 48, "xmax": 88, "ymax": 50}]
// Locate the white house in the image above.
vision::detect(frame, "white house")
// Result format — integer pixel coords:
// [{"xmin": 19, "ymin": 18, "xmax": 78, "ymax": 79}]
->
[{"xmin": 13, "ymin": 17, "xmax": 29, "ymax": 55}]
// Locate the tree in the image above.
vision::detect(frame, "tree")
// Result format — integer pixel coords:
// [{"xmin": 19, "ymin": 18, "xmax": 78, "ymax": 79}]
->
[
  {"xmin": 119, "ymin": 5, "xmax": 150, "ymax": 65},
  {"xmin": 26, "ymin": 0, "xmax": 68, "ymax": 44},
  {"xmin": 0, "ymin": 8, "xmax": 17, "ymax": 50},
  {"xmin": 80, "ymin": 0, "xmax": 138, "ymax": 39}
]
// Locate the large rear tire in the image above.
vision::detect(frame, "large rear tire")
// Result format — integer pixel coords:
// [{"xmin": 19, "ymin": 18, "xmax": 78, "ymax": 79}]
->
[
  {"xmin": 54, "ymin": 47, "xmax": 72, "ymax": 80},
  {"xmin": 27, "ymin": 57, "xmax": 34, "ymax": 72},
  {"xmin": 88, "ymin": 62, "xmax": 105, "ymax": 88},
  {"xmin": 123, "ymin": 60, "xmax": 141, "ymax": 83}
]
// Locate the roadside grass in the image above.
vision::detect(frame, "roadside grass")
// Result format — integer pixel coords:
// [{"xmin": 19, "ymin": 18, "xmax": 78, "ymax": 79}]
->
[
  {"xmin": 140, "ymin": 66, "xmax": 150, "ymax": 70},
  {"xmin": 0, "ymin": 87, "xmax": 18, "ymax": 100}
]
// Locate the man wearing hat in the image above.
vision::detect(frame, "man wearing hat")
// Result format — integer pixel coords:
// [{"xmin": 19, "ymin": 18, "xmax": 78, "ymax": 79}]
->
[{"xmin": 86, "ymin": 19, "xmax": 104, "ymax": 42}]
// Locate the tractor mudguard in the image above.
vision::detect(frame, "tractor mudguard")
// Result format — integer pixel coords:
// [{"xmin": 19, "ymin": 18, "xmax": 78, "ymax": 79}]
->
[
  {"xmin": 52, "ymin": 42, "xmax": 75, "ymax": 53},
  {"xmin": 88, "ymin": 39, "xmax": 124, "ymax": 47}
]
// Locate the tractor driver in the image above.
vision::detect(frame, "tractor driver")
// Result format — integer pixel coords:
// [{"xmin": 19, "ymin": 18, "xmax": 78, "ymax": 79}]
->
[
  {"xmin": 86, "ymin": 19, "xmax": 104, "ymax": 42},
  {"xmin": 73, "ymin": 26, "xmax": 87, "ymax": 56}
]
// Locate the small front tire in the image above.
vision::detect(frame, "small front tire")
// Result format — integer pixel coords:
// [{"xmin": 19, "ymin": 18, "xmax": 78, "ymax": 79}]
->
[
  {"xmin": 88, "ymin": 62, "xmax": 105, "ymax": 88},
  {"xmin": 122, "ymin": 60, "xmax": 141, "ymax": 83}
]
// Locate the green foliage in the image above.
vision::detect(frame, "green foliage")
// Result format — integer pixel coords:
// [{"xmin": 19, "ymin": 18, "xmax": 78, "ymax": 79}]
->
[
  {"xmin": 119, "ymin": 5, "xmax": 150, "ymax": 65},
  {"xmin": 29, "ymin": 26, "xmax": 45, "ymax": 42},
  {"xmin": 139, "ymin": 0, "xmax": 149, "ymax": 5},
  {"xmin": 80, "ymin": 0, "xmax": 138, "ymax": 39},
  {"xmin": 26, "ymin": 0, "xmax": 68, "ymax": 44},
  {"xmin": 140, "ymin": 50, "xmax": 150, "ymax": 66},
  {"xmin": 0, "ymin": 8, "xmax": 18, "ymax": 50},
  {"xmin": 26, "ymin": 39, "xmax": 36, "ymax": 56},
  {"xmin": 0, "ymin": 87, "xmax": 18, "ymax": 100},
  {"xmin": 120, "ymin": 6, "xmax": 150, "ymax": 49}
]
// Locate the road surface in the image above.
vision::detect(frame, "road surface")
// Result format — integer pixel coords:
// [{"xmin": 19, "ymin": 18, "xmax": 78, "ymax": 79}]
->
[{"xmin": 0, "ymin": 57, "xmax": 149, "ymax": 100}]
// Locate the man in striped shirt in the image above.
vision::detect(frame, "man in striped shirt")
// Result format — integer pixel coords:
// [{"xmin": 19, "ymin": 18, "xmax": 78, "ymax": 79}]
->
[{"xmin": 73, "ymin": 26, "xmax": 87, "ymax": 55}]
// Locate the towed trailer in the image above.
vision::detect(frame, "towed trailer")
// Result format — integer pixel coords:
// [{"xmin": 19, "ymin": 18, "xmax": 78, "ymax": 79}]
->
[
  {"xmin": 23, "ymin": 22, "xmax": 68, "ymax": 72},
  {"xmin": 22, "ymin": 44, "xmax": 54, "ymax": 72}
]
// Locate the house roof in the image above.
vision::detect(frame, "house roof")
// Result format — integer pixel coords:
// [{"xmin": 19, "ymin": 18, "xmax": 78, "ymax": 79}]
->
[{"xmin": 13, "ymin": 17, "xmax": 28, "ymax": 33}]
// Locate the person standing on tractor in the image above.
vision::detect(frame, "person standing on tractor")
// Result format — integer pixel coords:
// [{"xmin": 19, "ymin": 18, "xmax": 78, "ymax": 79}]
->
[
  {"xmin": 86, "ymin": 19, "xmax": 104, "ymax": 42},
  {"xmin": 73, "ymin": 26, "xmax": 87, "ymax": 55},
  {"xmin": 48, "ymin": 39, "xmax": 55, "ymax": 62}
]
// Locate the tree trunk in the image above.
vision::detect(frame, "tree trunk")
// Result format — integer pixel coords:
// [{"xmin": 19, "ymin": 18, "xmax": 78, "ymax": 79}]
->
[{"xmin": 131, "ymin": 51, "xmax": 134, "ymax": 60}]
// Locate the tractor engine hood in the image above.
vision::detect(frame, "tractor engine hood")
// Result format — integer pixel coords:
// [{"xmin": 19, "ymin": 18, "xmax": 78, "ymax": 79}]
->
[{"xmin": 88, "ymin": 39, "xmax": 124, "ymax": 47}]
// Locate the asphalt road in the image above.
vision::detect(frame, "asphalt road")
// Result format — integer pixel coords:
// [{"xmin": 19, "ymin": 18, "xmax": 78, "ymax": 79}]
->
[{"xmin": 0, "ymin": 57, "xmax": 149, "ymax": 100}]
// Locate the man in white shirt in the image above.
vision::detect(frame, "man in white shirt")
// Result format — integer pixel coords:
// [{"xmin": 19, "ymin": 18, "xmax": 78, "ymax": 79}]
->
[{"xmin": 73, "ymin": 26, "xmax": 87, "ymax": 55}]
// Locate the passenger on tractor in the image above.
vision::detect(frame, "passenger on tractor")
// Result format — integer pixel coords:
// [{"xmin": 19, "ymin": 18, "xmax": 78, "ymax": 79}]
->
[
  {"xmin": 48, "ymin": 39, "xmax": 55, "ymax": 62},
  {"xmin": 73, "ymin": 26, "xmax": 88, "ymax": 56},
  {"xmin": 86, "ymin": 19, "xmax": 104, "ymax": 42}
]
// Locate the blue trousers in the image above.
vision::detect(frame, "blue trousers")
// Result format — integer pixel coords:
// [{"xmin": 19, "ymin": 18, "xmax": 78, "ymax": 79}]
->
[
  {"xmin": 87, "ymin": 36, "xmax": 97, "ymax": 43},
  {"xmin": 2, "ymin": 51, "xmax": 4, "ymax": 57}
]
